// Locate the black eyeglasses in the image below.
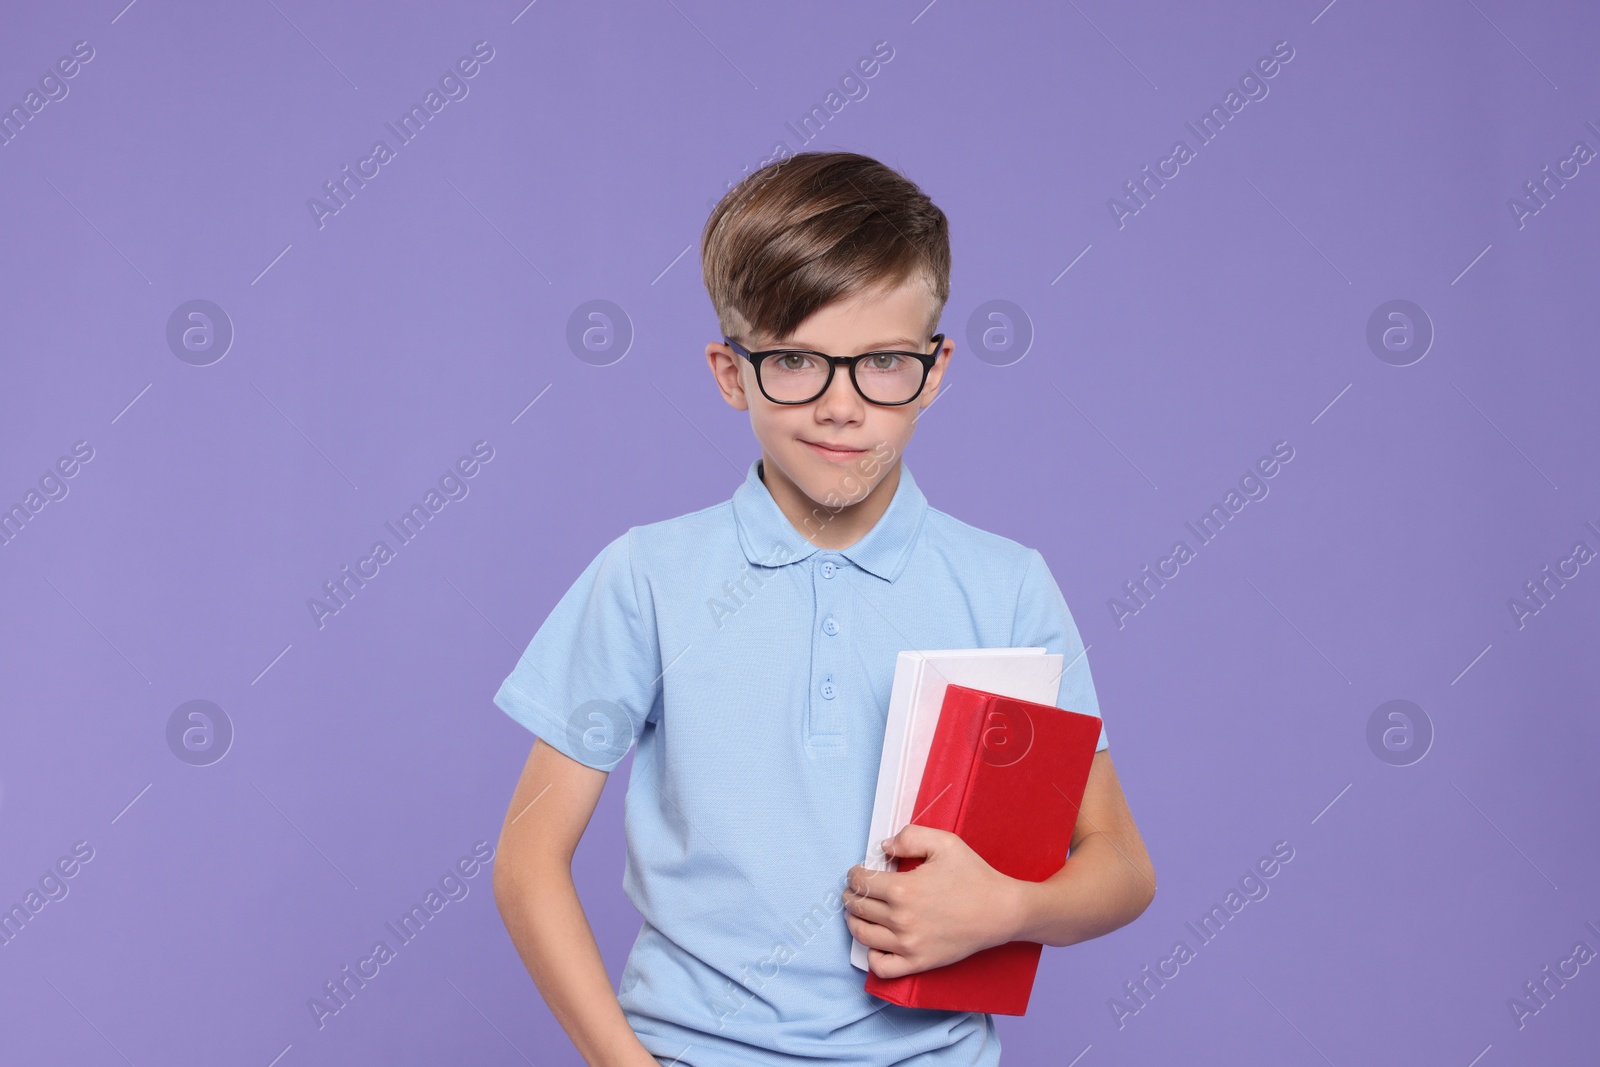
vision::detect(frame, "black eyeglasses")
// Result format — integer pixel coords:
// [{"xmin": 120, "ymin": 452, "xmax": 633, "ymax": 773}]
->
[{"xmin": 724, "ymin": 333, "xmax": 944, "ymax": 406}]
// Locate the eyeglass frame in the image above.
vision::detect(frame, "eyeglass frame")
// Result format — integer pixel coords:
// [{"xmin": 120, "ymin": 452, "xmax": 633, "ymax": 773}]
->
[{"xmin": 722, "ymin": 333, "xmax": 946, "ymax": 406}]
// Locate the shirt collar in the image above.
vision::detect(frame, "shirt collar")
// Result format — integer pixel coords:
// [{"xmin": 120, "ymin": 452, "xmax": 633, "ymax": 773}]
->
[{"xmin": 731, "ymin": 457, "xmax": 928, "ymax": 583}]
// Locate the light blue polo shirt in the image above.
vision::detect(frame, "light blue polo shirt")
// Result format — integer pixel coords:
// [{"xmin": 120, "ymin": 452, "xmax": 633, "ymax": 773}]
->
[{"xmin": 493, "ymin": 456, "xmax": 1107, "ymax": 1067}]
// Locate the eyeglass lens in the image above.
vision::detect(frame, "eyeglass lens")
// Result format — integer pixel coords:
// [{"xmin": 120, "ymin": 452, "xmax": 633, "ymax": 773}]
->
[{"xmin": 762, "ymin": 351, "xmax": 924, "ymax": 403}]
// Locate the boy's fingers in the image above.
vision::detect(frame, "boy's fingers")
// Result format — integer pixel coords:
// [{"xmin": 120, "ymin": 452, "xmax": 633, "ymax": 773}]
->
[
  {"xmin": 847, "ymin": 914, "xmax": 900, "ymax": 954},
  {"xmin": 867, "ymin": 947, "xmax": 914, "ymax": 980},
  {"xmin": 845, "ymin": 866, "xmax": 894, "ymax": 902},
  {"xmin": 842, "ymin": 888, "xmax": 894, "ymax": 926}
]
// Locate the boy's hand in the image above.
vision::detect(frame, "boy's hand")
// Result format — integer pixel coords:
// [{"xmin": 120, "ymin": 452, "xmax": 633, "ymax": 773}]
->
[{"xmin": 842, "ymin": 824, "xmax": 1026, "ymax": 979}]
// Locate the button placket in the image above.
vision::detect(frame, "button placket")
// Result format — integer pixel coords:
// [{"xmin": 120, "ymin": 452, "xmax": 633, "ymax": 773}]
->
[{"xmin": 807, "ymin": 554, "xmax": 847, "ymax": 748}]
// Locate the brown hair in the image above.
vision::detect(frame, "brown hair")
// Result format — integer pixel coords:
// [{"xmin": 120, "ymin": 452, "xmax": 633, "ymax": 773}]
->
[{"xmin": 700, "ymin": 151, "xmax": 950, "ymax": 347}]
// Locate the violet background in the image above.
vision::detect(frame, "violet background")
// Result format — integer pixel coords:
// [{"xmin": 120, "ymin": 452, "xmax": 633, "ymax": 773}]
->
[{"xmin": 2, "ymin": 0, "xmax": 1597, "ymax": 1064}]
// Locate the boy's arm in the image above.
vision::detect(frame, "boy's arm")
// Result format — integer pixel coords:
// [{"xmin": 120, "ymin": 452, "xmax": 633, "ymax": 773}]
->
[
  {"xmin": 492, "ymin": 737, "xmax": 660, "ymax": 1067},
  {"xmin": 846, "ymin": 749, "xmax": 1156, "ymax": 976},
  {"xmin": 1007, "ymin": 748, "xmax": 1156, "ymax": 946}
]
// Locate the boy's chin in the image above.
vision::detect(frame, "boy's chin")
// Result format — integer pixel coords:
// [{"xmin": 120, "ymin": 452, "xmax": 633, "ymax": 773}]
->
[{"xmin": 788, "ymin": 463, "xmax": 880, "ymax": 509}]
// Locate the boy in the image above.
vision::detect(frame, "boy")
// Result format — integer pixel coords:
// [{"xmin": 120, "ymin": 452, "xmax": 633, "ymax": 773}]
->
[{"xmin": 491, "ymin": 151, "xmax": 1155, "ymax": 1066}]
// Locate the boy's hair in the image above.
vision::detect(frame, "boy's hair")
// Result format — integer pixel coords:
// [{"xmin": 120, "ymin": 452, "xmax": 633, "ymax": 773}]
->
[{"xmin": 701, "ymin": 151, "xmax": 950, "ymax": 348}]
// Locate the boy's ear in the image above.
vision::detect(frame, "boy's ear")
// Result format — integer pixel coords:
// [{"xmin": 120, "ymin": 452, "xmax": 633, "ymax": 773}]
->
[
  {"xmin": 705, "ymin": 342, "xmax": 752, "ymax": 411},
  {"xmin": 919, "ymin": 336, "xmax": 954, "ymax": 408}
]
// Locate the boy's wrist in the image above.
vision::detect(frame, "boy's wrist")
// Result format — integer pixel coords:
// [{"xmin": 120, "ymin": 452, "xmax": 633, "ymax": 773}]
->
[{"xmin": 1000, "ymin": 872, "xmax": 1041, "ymax": 945}]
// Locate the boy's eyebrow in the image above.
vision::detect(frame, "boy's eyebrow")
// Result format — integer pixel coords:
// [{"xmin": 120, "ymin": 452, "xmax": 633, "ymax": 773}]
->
[{"xmin": 770, "ymin": 335, "xmax": 923, "ymax": 352}]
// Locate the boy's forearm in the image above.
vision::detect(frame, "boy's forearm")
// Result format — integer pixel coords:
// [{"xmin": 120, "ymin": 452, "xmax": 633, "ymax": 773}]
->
[
  {"xmin": 494, "ymin": 859, "xmax": 659, "ymax": 1067},
  {"xmin": 1005, "ymin": 832, "xmax": 1156, "ymax": 948}
]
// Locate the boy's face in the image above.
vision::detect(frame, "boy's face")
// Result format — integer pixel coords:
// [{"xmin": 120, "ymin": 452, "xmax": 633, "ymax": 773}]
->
[{"xmin": 705, "ymin": 277, "xmax": 952, "ymax": 519}]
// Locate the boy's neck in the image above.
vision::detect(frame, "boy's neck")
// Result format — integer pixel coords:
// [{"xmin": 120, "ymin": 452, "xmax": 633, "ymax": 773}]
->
[{"xmin": 759, "ymin": 453, "xmax": 902, "ymax": 551}]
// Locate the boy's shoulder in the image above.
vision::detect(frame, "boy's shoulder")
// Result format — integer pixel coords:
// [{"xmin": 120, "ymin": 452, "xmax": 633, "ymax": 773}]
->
[
  {"xmin": 627, "ymin": 497, "xmax": 732, "ymax": 544},
  {"xmin": 604, "ymin": 498, "xmax": 735, "ymax": 569},
  {"xmin": 928, "ymin": 502, "xmax": 1036, "ymax": 556},
  {"xmin": 921, "ymin": 501, "xmax": 1039, "ymax": 565}
]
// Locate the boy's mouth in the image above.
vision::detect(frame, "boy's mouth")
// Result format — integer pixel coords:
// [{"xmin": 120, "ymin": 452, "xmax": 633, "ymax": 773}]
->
[{"xmin": 800, "ymin": 438, "xmax": 869, "ymax": 462}]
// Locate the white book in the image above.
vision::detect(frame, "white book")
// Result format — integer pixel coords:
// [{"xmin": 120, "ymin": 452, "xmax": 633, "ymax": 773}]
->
[{"xmin": 850, "ymin": 647, "xmax": 1064, "ymax": 972}]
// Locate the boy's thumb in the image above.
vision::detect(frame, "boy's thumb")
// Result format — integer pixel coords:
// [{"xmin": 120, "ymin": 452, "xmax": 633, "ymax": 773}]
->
[{"xmin": 882, "ymin": 824, "xmax": 932, "ymax": 858}]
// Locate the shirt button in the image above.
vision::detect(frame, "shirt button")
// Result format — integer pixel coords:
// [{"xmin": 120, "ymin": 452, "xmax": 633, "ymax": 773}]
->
[
  {"xmin": 821, "ymin": 561, "xmax": 837, "ymax": 579},
  {"xmin": 820, "ymin": 677, "xmax": 837, "ymax": 699},
  {"xmin": 822, "ymin": 615, "xmax": 839, "ymax": 636}
]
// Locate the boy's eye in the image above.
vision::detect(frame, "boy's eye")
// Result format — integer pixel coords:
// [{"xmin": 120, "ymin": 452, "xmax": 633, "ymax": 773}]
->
[{"xmin": 774, "ymin": 353, "xmax": 821, "ymax": 372}]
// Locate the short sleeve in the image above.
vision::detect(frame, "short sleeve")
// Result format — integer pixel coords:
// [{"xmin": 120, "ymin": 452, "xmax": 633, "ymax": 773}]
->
[
  {"xmin": 1011, "ymin": 548, "xmax": 1108, "ymax": 751},
  {"xmin": 493, "ymin": 530, "xmax": 663, "ymax": 772}
]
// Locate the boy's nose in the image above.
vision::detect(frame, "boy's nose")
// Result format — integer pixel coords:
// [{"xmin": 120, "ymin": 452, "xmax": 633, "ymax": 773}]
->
[{"xmin": 814, "ymin": 363, "xmax": 867, "ymax": 414}]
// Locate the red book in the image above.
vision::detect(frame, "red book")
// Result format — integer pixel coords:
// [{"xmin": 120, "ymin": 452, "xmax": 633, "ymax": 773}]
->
[{"xmin": 862, "ymin": 683, "xmax": 1102, "ymax": 1015}]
